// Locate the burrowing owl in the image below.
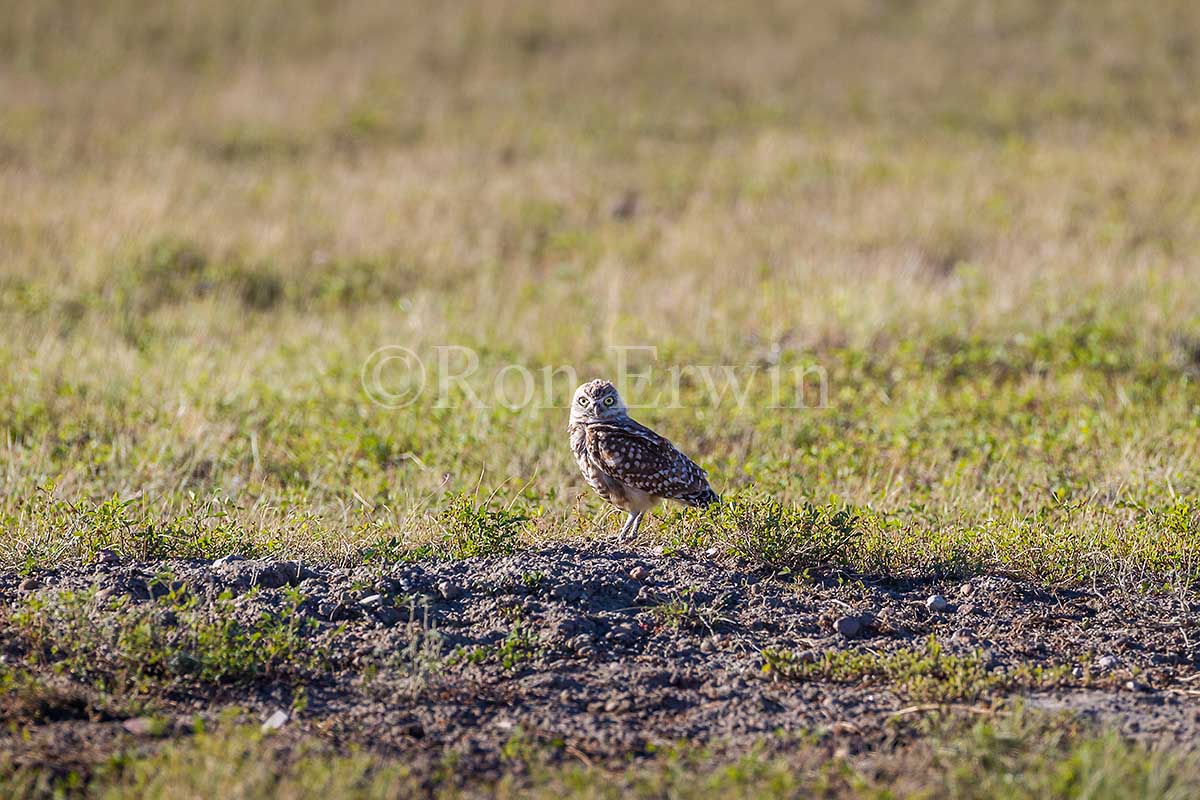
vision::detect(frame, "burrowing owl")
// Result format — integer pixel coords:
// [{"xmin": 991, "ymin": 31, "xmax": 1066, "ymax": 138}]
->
[{"xmin": 569, "ymin": 379, "xmax": 719, "ymax": 541}]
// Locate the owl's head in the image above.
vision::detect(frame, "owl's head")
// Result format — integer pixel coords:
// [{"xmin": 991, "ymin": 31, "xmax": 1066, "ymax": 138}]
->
[{"xmin": 569, "ymin": 379, "xmax": 628, "ymax": 424}]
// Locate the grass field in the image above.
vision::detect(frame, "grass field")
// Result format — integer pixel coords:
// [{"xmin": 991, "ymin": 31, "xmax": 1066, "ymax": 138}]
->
[{"xmin": 3, "ymin": 1, "xmax": 1200, "ymax": 796}]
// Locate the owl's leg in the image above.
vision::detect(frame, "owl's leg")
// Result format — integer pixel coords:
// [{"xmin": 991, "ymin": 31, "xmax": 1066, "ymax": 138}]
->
[
  {"xmin": 617, "ymin": 512, "xmax": 636, "ymax": 541},
  {"xmin": 619, "ymin": 511, "xmax": 644, "ymax": 543}
]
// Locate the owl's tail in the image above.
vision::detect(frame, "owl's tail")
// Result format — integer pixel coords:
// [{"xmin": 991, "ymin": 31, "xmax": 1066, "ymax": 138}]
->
[{"xmin": 679, "ymin": 486, "xmax": 720, "ymax": 508}]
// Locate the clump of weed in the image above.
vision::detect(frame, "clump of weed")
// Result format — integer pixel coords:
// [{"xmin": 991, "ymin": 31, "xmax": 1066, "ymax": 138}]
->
[
  {"xmin": 12, "ymin": 585, "xmax": 326, "ymax": 690},
  {"xmin": 432, "ymin": 493, "xmax": 531, "ymax": 560},
  {"xmin": 0, "ymin": 666, "xmax": 100, "ymax": 724},
  {"xmin": 762, "ymin": 637, "xmax": 1070, "ymax": 703},
  {"xmin": 647, "ymin": 586, "xmax": 734, "ymax": 634},
  {"xmin": 308, "ymin": 257, "xmax": 417, "ymax": 309},
  {"xmin": 454, "ymin": 612, "xmax": 542, "ymax": 671},
  {"xmin": 667, "ymin": 494, "xmax": 862, "ymax": 574},
  {"xmin": 374, "ymin": 595, "xmax": 446, "ymax": 696}
]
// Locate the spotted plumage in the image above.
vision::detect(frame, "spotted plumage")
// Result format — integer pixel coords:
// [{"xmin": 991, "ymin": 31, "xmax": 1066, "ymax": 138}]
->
[{"xmin": 568, "ymin": 379, "xmax": 718, "ymax": 541}]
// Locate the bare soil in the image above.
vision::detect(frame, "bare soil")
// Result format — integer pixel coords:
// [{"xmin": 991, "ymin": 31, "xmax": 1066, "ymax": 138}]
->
[{"xmin": 3, "ymin": 542, "xmax": 1199, "ymax": 783}]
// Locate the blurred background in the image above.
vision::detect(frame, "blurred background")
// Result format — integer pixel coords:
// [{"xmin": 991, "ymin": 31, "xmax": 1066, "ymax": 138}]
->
[{"xmin": 2, "ymin": 1, "xmax": 1198, "ymax": 573}]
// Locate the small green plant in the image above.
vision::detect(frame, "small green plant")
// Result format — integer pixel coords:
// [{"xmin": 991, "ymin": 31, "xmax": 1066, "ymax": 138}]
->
[
  {"xmin": 494, "ymin": 620, "xmax": 541, "ymax": 670},
  {"xmin": 453, "ymin": 614, "xmax": 542, "ymax": 672},
  {"xmin": 648, "ymin": 587, "xmax": 732, "ymax": 634},
  {"xmin": 521, "ymin": 570, "xmax": 547, "ymax": 590}
]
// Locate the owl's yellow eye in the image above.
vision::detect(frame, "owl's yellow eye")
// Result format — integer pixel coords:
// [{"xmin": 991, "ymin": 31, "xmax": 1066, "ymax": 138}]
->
[
  {"xmin": 603, "ymin": 396, "xmax": 615, "ymax": 406},
  {"xmin": 577, "ymin": 396, "xmax": 589, "ymax": 406}
]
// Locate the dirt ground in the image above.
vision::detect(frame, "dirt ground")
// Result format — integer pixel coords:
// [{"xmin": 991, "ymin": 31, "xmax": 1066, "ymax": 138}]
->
[{"xmin": 3, "ymin": 542, "xmax": 1199, "ymax": 783}]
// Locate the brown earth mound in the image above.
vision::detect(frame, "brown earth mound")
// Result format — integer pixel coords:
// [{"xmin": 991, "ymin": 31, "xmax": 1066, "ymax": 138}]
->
[{"xmin": 3, "ymin": 542, "xmax": 1198, "ymax": 783}]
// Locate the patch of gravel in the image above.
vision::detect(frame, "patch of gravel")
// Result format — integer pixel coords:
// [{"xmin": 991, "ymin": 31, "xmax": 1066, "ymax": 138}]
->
[{"xmin": 3, "ymin": 542, "xmax": 1199, "ymax": 779}]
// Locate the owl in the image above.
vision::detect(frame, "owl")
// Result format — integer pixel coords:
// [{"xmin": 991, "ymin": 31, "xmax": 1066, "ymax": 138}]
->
[{"xmin": 568, "ymin": 379, "xmax": 718, "ymax": 541}]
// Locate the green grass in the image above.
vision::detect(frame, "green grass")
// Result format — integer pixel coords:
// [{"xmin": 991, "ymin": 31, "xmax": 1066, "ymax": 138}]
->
[
  {"xmin": 762, "ymin": 637, "xmax": 1072, "ymax": 704},
  {"xmin": 9, "ymin": 585, "xmax": 328, "ymax": 691},
  {"xmin": 2, "ymin": 2, "xmax": 1199, "ymax": 586},
  {"xmin": 4, "ymin": 709, "xmax": 1197, "ymax": 799},
  {"xmin": 664, "ymin": 497, "xmax": 862, "ymax": 575}
]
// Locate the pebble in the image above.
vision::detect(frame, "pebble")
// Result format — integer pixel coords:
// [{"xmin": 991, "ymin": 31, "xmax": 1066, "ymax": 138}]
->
[
  {"xmin": 255, "ymin": 561, "xmax": 306, "ymax": 589},
  {"xmin": 700, "ymin": 638, "xmax": 716, "ymax": 653},
  {"xmin": 950, "ymin": 628, "xmax": 976, "ymax": 644},
  {"xmin": 629, "ymin": 566, "xmax": 648, "ymax": 581},
  {"xmin": 19, "ymin": 577, "xmax": 38, "ymax": 591},
  {"xmin": 371, "ymin": 606, "xmax": 403, "ymax": 627},
  {"xmin": 358, "ymin": 594, "xmax": 383, "ymax": 608},
  {"xmin": 604, "ymin": 697, "xmax": 632, "ymax": 713},
  {"xmin": 604, "ymin": 623, "xmax": 636, "ymax": 646},
  {"xmin": 261, "ymin": 709, "xmax": 289, "ymax": 732},
  {"xmin": 551, "ymin": 582, "xmax": 585, "ymax": 602},
  {"xmin": 1126, "ymin": 680, "xmax": 1150, "ymax": 693},
  {"xmin": 611, "ymin": 190, "xmax": 639, "ymax": 220},
  {"xmin": 95, "ymin": 549, "xmax": 120, "ymax": 565},
  {"xmin": 926, "ymin": 595, "xmax": 948, "ymax": 612},
  {"xmin": 1097, "ymin": 655, "xmax": 1119, "ymax": 670},
  {"xmin": 212, "ymin": 554, "xmax": 245, "ymax": 567},
  {"xmin": 1072, "ymin": 666, "xmax": 1085, "ymax": 678},
  {"xmin": 438, "ymin": 581, "xmax": 462, "ymax": 601},
  {"xmin": 857, "ymin": 610, "xmax": 877, "ymax": 628},
  {"xmin": 122, "ymin": 717, "xmax": 156, "ymax": 735},
  {"xmin": 833, "ymin": 615, "xmax": 861, "ymax": 639}
]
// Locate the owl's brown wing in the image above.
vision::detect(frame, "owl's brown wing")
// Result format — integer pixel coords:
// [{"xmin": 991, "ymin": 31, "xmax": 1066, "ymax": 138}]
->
[{"xmin": 586, "ymin": 421, "xmax": 718, "ymax": 507}]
